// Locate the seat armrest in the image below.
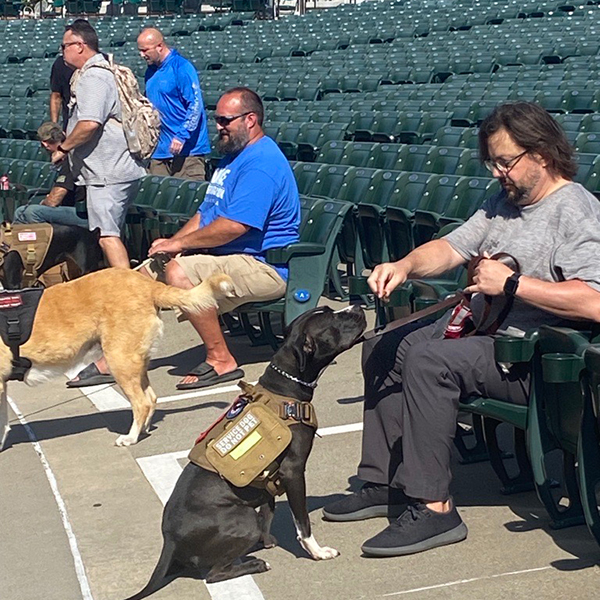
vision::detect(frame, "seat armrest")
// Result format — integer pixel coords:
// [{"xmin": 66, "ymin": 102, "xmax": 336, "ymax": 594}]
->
[{"xmin": 265, "ymin": 242, "xmax": 326, "ymax": 263}]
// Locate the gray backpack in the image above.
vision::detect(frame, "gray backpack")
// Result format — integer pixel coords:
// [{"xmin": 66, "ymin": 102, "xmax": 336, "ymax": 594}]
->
[{"xmin": 72, "ymin": 54, "xmax": 161, "ymax": 161}]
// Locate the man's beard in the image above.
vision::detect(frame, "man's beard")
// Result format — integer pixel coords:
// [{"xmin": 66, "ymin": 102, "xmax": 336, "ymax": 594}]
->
[
  {"xmin": 216, "ymin": 128, "xmax": 250, "ymax": 155},
  {"xmin": 501, "ymin": 171, "xmax": 540, "ymax": 206}
]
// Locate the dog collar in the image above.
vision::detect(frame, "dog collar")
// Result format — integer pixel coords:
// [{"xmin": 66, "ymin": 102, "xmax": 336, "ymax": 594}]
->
[{"xmin": 269, "ymin": 363, "xmax": 318, "ymax": 389}]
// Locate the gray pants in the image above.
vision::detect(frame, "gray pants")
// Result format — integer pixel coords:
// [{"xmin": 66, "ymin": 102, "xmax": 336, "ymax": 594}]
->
[{"xmin": 358, "ymin": 321, "xmax": 530, "ymax": 501}]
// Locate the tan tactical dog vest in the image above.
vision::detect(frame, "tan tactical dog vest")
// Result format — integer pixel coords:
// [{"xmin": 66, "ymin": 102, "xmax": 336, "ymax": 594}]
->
[
  {"xmin": 0, "ymin": 223, "xmax": 54, "ymax": 288},
  {"xmin": 189, "ymin": 381, "xmax": 318, "ymax": 496}
]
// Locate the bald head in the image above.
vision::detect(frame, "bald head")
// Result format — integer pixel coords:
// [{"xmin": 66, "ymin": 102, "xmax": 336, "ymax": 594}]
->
[{"xmin": 138, "ymin": 28, "xmax": 170, "ymax": 66}]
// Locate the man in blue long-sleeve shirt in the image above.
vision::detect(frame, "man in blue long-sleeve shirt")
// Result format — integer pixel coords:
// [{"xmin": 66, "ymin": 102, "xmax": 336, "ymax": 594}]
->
[{"xmin": 138, "ymin": 28, "xmax": 211, "ymax": 180}]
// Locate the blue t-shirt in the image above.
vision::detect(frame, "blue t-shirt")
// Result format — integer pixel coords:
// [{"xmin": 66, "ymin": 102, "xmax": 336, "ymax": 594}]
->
[
  {"xmin": 145, "ymin": 49, "xmax": 211, "ymax": 159},
  {"xmin": 198, "ymin": 136, "xmax": 300, "ymax": 280}
]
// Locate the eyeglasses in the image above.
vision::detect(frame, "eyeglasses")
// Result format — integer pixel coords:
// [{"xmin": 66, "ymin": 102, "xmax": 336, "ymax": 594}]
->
[
  {"xmin": 484, "ymin": 150, "xmax": 528, "ymax": 174},
  {"xmin": 214, "ymin": 112, "xmax": 252, "ymax": 127},
  {"xmin": 60, "ymin": 41, "xmax": 82, "ymax": 51}
]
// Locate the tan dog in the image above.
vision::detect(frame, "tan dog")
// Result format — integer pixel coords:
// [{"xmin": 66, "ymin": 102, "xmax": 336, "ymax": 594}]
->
[{"xmin": 0, "ymin": 268, "xmax": 234, "ymax": 450}]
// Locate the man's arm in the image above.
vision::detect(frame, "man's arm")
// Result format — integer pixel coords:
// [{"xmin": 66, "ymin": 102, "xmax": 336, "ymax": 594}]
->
[
  {"xmin": 149, "ymin": 216, "xmax": 249, "ymax": 256},
  {"xmin": 49, "ymin": 92, "xmax": 62, "ymax": 124},
  {"xmin": 368, "ymin": 239, "xmax": 467, "ymax": 299},
  {"xmin": 41, "ymin": 186, "xmax": 68, "ymax": 207},
  {"xmin": 466, "ymin": 258, "xmax": 600, "ymax": 321},
  {"xmin": 51, "ymin": 121, "xmax": 100, "ymax": 163},
  {"xmin": 170, "ymin": 63, "xmax": 203, "ymax": 154}
]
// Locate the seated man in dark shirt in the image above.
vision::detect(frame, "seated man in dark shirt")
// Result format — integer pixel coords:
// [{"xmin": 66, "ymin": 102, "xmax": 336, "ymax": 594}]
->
[{"xmin": 13, "ymin": 122, "xmax": 87, "ymax": 228}]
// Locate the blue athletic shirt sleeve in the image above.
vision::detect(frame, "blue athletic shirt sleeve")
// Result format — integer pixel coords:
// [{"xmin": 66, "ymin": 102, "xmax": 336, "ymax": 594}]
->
[{"xmin": 173, "ymin": 61, "xmax": 203, "ymax": 144}]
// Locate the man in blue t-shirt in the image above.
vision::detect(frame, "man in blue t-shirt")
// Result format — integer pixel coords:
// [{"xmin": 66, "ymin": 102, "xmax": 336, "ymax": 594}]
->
[
  {"xmin": 149, "ymin": 88, "xmax": 301, "ymax": 389},
  {"xmin": 138, "ymin": 28, "xmax": 210, "ymax": 180}
]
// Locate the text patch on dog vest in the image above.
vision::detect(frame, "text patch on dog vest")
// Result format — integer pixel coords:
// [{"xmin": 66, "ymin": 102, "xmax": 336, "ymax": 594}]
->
[
  {"xmin": 0, "ymin": 295, "xmax": 23, "ymax": 309},
  {"xmin": 213, "ymin": 412, "xmax": 260, "ymax": 457},
  {"xmin": 17, "ymin": 231, "xmax": 37, "ymax": 242}
]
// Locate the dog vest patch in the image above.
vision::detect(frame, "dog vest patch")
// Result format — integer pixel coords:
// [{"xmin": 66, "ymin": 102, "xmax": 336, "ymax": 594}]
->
[{"xmin": 189, "ymin": 381, "xmax": 318, "ymax": 495}]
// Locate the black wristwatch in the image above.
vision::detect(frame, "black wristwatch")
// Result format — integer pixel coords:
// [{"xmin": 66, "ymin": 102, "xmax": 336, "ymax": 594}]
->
[
  {"xmin": 57, "ymin": 145, "xmax": 69, "ymax": 153},
  {"xmin": 503, "ymin": 272, "xmax": 522, "ymax": 297}
]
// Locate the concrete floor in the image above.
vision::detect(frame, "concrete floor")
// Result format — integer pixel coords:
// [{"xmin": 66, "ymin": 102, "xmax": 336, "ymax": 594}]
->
[{"xmin": 1, "ymin": 304, "xmax": 600, "ymax": 600}]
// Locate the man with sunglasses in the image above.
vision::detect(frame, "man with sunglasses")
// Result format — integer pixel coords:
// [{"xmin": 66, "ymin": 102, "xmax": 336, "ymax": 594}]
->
[
  {"xmin": 137, "ymin": 28, "xmax": 210, "ymax": 180},
  {"xmin": 148, "ymin": 87, "xmax": 300, "ymax": 390},
  {"xmin": 323, "ymin": 102, "xmax": 600, "ymax": 558}
]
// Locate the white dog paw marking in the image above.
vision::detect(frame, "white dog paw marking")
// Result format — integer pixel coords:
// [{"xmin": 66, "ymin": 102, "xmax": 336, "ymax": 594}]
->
[
  {"xmin": 265, "ymin": 561, "xmax": 272, "ymax": 571},
  {"xmin": 115, "ymin": 434, "xmax": 138, "ymax": 447},
  {"xmin": 299, "ymin": 535, "xmax": 340, "ymax": 560}
]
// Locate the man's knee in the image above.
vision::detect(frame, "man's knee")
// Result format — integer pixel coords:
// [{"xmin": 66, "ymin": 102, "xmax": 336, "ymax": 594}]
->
[
  {"xmin": 13, "ymin": 205, "xmax": 44, "ymax": 224},
  {"xmin": 12, "ymin": 205, "xmax": 28, "ymax": 223},
  {"xmin": 165, "ymin": 259, "xmax": 193, "ymax": 288}
]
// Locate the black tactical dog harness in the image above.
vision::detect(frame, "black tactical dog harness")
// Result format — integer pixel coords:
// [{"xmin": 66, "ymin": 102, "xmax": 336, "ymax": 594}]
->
[
  {"xmin": 189, "ymin": 381, "xmax": 318, "ymax": 496},
  {"xmin": 0, "ymin": 288, "xmax": 44, "ymax": 381}
]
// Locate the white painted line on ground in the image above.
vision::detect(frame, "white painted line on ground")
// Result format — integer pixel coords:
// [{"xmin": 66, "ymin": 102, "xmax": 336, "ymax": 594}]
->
[
  {"xmin": 318, "ymin": 422, "xmax": 363, "ymax": 436},
  {"xmin": 79, "ymin": 380, "xmax": 259, "ymax": 413},
  {"xmin": 135, "ymin": 420, "xmax": 365, "ymax": 486},
  {"xmin": 136, "ymin": 450, "xmax": 266, "ymax": 600},
  {"xmin": 382, "ymin": 566, "xmax": 553, "ymax": 596},
  {"xmin": 7, "ymin": 396, "xmax": 94, "ymax": 600}
]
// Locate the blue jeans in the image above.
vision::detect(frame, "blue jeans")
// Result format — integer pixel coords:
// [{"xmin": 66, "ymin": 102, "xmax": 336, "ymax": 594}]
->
[{"xmin": 13, "ymin": 204, "xmax": 88, "ymax": 229}]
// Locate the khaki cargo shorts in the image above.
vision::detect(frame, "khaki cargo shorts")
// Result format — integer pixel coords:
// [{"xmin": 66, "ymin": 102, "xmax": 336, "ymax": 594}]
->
[{"xmin": 175, "ymin": 253, "xmax": 286, "ymax": 314}]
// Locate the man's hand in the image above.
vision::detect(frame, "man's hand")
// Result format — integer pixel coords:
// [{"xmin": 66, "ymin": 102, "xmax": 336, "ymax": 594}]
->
[
  {"xmin": 464, "ymin": 258, "xmax": 514, "ymax": 296},
  {"xmin": 148, "ymin": 237, "xmax": 184, "ymax": 257},
  {"xmin": 51, "ymin": 149, "xmax": 67, "ymax": 164},
  {"xmin": 368, "ymin": 262, "xmax": 409, "ymax": 300},
  {"xmin": 169, "ymin": 138, "xmax": 184, "ymax": 156},
  {"xmin": 40, "ymin": 197, "xmax": 61, "ymax": 207}
]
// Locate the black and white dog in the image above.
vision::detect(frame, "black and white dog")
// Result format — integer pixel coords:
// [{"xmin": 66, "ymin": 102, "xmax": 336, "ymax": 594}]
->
[
  {"xmin": 124, "ymin": 304, "xmax": 367, "ymax": 599},
  {"xmin": 2, "ymin": 224, "xmax": 103, "ymax": 290}
]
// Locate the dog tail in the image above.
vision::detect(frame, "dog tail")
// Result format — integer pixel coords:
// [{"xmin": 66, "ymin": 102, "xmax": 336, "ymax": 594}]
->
[
  {"xmin": 122, "ymin": 538, "xmax": 179, "ymax": 600},
  {"xmin": 152, "ymin": 273, "xmax": 235, "ymax": 314}
]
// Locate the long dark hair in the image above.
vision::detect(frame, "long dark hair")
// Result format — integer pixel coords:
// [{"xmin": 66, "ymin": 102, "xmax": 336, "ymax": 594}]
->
[{"xmin": 479, "ymin": 102, "xmax": 578, "ymax": 179}]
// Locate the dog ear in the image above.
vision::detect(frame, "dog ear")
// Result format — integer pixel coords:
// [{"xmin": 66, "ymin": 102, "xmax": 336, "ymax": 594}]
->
[{"xmin": 292, "ymin": 333, "xmax": 316, "ymax": 372}]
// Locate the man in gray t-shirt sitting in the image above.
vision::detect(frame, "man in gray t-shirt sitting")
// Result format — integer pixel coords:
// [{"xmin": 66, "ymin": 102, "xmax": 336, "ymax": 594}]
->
[
  {"xmin": 322, "ymin": 102, "xmax": 600, "ymax": 556},
  {"xmin": 51, "ymin": 20, "xmax": 146, "ymax": 269}
]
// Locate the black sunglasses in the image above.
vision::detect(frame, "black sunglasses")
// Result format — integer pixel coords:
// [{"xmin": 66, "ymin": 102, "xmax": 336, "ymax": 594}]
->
[{"xmin": 214, "ymin": 112, "xmax": 252, "ymax": 127}]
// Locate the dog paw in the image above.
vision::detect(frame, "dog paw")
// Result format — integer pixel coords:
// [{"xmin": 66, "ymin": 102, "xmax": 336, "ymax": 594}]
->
[
  {"xmin": 115, "ymin": 434, "xmax": 138, "ymax": 447},
  {"xmin": 313, "ymin": 546, "xmax": 340, "ymax": 560},
  {"xmin": 261, "ymin": 534, "xmax": 278, "ymax": 549}
]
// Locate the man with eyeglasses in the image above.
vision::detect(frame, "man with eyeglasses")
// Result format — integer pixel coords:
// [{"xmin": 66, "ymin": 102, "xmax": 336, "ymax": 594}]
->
[
  {"xmin": 322, "ymin": 102, "xmax": 600, "ymax": 558},
  {"xmin": 51, "ymin": 19, "xmax": 145, "ymax": 273},
  {"xmin": 146, "ymin": 87, "xmax": 300, "ymax": 389},
  {"xmin": 137, "ymin": 28, "xmax": 210, "ymax": 180}
]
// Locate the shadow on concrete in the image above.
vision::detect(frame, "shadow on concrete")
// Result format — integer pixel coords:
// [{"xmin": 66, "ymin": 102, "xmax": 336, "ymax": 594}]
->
[
  {"xmin": 149, "ymin": 342, "xmax": 276, "ymax": 376},
  {"xmin": 5, "ymin": 402, "xmax": 230, "ymax": 448}
]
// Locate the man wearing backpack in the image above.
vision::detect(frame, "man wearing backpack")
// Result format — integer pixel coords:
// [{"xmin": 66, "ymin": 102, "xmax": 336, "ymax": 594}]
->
[
  {"xmin": 137, "ymin": 28, "xmax": 210, "ymax": 180},
  {"xmin": 51, "ymin": 20, "xmax": 146, "ymax": 269}
]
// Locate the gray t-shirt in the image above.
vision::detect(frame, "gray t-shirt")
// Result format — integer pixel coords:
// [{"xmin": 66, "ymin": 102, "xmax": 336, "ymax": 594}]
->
[
  {"xmin": 67, "ymin": 53, "xmax": 146, "ymax": 186},
  {"xmin": 444, "ymin": 182, "xmax": 600, "ymax": 331}
]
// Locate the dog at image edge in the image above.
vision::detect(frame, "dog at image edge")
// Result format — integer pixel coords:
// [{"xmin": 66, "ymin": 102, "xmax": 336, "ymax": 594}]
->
[
  {"xmin": 0, "ymin": 268, "xmax": 234, "ymax": 450},
  {"xmin": 123, "ymin": 304, "xmax": 367, "ymax": 599}
]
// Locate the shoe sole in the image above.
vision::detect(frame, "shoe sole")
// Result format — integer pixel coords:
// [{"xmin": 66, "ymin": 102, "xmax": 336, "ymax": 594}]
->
[
  {"xmin": 361, "ymin": 522, "xmax": 468, "ymax": 557},
  {"xmin": 322, "ymin": 504, "xmax": 405, "ymax": 522}
]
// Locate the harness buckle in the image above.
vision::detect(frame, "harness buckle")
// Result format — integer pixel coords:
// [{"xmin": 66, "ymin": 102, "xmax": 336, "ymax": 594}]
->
[
  {"xmin": 6, "ymin": 317, "xmax": 21, "ymax": 342},
  {"xmin": 281, "ymin": 401, "xmax": 311, "ymax": 423}
]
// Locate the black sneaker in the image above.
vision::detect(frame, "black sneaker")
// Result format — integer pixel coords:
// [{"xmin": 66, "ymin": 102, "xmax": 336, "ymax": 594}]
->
[
  {"xmin": 361, "ymin": 501, "xmax": 468, "ymax": 557},
  {"xmin": 322, "ymin": 483, "xmax": 409, "ymax": 522}
]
